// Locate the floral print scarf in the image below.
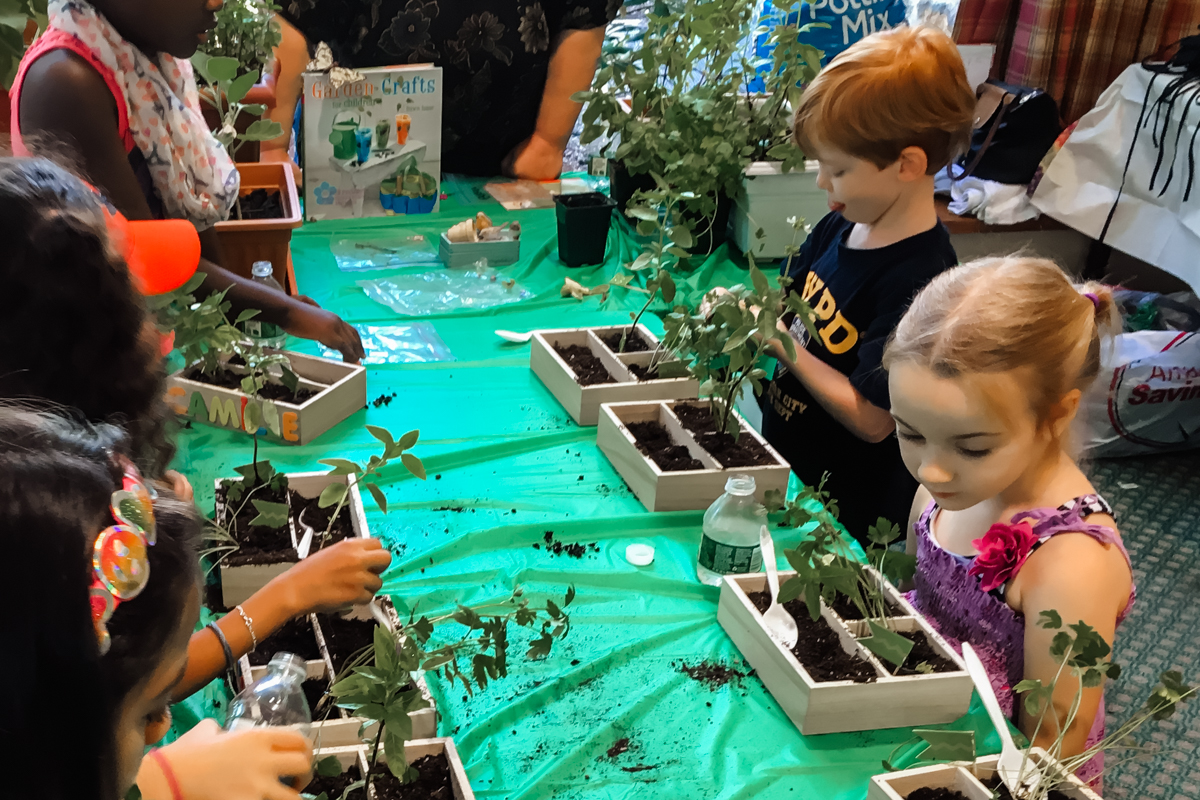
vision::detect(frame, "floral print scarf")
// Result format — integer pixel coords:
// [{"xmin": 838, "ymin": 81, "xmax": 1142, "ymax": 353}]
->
[{"xmin": 48, "ymin": 0, "xmax": 239, "ymax": 228}]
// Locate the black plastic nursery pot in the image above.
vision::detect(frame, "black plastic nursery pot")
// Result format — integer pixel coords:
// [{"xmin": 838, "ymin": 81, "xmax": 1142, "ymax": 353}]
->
[
  {"xmin": 555, "ymin": 192, "xmax": 615, "ymax": 268},
  {"xmin": 607, "ymin": 159, "xmax": 656, "ymax": 216}
]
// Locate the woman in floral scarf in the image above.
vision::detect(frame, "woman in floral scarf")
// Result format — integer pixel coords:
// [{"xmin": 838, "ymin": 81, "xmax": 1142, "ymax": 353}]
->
[
  {"xmin": 12, "ymin": 0, "xmax": 364, "ymax": 362},
  {"xmin": 266, "ymin": 0, "xmax": 620, "ymax": 179},
  {"xmin": 884, "ymin": 256, "xmax": 1135, "ymax": 788}
]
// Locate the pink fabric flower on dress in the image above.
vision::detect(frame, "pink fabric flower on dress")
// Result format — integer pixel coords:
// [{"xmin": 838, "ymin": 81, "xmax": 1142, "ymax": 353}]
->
[{"xmin": 968, "ymin": 521, "xmax": 1040, "ymax": 592}]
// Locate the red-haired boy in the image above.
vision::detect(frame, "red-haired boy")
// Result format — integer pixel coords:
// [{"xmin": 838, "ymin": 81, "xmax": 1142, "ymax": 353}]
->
[{"xmin": 759, "ymin": 26, "xmax": 975, "ymax": 543}]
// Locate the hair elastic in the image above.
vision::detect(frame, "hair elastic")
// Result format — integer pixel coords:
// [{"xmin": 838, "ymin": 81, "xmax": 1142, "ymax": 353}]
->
[
  {"xmin": 90, "ymin": 458, "xmax": 157, "ymax": 654},
  {"xmin": 207, "ymin": 621, "xmax": 240, "ymax": 690},
  {"xmin": 1084, "ymin": 292, "xmax": 1101, "ymax": 309}
]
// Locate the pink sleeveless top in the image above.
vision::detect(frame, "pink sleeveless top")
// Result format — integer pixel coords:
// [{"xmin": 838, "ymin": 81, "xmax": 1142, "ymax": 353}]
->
[{"xmin": 904, "ymin": 494, "xmax": 1135, "ymax": 788}]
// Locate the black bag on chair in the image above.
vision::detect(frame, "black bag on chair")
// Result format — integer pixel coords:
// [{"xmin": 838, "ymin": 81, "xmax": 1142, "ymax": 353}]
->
[{"xmin": 953, "ymin": 80, "xmax": 1063, "ymax": 185}]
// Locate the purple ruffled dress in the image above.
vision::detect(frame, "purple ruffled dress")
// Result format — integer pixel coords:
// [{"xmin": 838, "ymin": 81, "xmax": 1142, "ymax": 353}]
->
[{"xmin": 904, "ymin": 494, "xmax": 1135, "ymax": 787}]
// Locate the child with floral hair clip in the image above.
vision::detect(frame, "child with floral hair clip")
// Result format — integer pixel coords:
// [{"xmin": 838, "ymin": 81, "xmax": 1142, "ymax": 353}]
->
[{"xmin": 885, "ymin": 256, "xmax": 1135, "ymax": 784}]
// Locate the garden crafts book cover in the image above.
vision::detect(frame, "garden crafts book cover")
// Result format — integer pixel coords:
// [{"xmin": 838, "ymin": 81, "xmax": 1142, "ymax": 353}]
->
[{"xmin": 302, "ymin": 65, "xmax": 443, "ymax": 221}]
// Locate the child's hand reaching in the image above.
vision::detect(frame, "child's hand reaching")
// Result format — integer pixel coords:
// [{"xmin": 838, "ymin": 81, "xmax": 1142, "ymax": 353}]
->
[
  {"xmin": 284, "ymin": 298, "xmax": 366, "ymax": 363},
  {"xmin": 139, "ymin": 719, "xmax": 313, "ymax": 800},
  {"xmin": 270, "ymin": 537, "xmax": 393, "ymax": 616}
]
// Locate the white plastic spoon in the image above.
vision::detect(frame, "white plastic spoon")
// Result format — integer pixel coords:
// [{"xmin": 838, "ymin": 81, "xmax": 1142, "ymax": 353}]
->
[
  {"xmin": 760, "ymin": 525, "xmax": 798, "ymax": 650},
  {"xmin": 962, "ymin": 642, "xmax": 1039, "ymax": 796},
  {"xmin": 495, "ymin": 329, "xmax": 535, "ymax": 343},
  {"xmin": 293, "ymin": 507, "xmax": 315, "ymax": 560}
]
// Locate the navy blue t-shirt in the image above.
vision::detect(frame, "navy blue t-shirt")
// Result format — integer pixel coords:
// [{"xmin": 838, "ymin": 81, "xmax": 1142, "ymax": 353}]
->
[{"xmin": 761, "ymin": 212, "xmax": 957, "ymax": 543}]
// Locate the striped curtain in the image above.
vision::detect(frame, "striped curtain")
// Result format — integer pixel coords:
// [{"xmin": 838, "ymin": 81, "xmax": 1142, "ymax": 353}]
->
[{"xmin": 955, "ymin": 0, "xmax": 1200, "ymax": 122}]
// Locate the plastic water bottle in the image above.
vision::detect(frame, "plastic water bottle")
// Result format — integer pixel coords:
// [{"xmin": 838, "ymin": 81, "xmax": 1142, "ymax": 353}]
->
[
  {"xmin": 696, "ymin": 474, "xmax": 767, "ymax": 586},
  {"xmin": 225, "ymin": 652, "xmax": 312, "ymax": 738},
  {"xmin": 242, "ymin": 261, "xmax": 288, "ymax": 349}
]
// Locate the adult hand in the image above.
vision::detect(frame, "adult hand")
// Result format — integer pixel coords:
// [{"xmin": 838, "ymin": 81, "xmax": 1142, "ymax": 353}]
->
[
  {"xmin": 282, "ymin": 300, "xmax": 365, "ymax": 363},
  {"xmin": 140, "ymin": 719, "xmax": 312, "ymax": 800},
  {"xmin": 161, "ymin": 470, "xmax": 194, "ymax": 502},
  {"xmin": 271, "ymin": 537, "xmax": 392, "ymax": 617},
  {"xmin": 503, "ymin": 132, "xmax": 565, "ymax": 181}
]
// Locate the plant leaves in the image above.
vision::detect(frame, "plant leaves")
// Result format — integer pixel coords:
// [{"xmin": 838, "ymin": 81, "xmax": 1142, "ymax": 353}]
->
[
  {"xmin": 1037, "ymin": 609, "xmax": 1063, "ymax": 630},
  {"xmin": 400, "ymin": 452, "xmax": 426, "ymax": 480},
  {"xmin": 397, "ymin": 429, "xmax": 419, "ymax": 450},
  {"xmin": 315, "ymin": 755, "xmax": 343, "ymax": 777},
  {"xmin": 318, "ymin": 482, "xmax": 348, "ymax": 508},
  {"xmin": 860, "ymin": 620, "xmax": 915, "ymax": 669},
  {"xmin": 319, "ymin": 458, "xmax": 361, "ymax": 476},
  {"xmin": 365, "ymin": 481, "xmax": 388, "ymax": 515},
  {"xmin": 205, "ymin": 55, "xmax": 240, "ymax": 83},
  {"xmin": 366, "ymin": 424, "xmax": 395, "ymax": 447},
  {"xmin": 234, "ymin": 309, "xmax": 260, "ymax": 324},
  {"xmin": 563, "ymin": 585, "xmax": 576, "ymax": 607},
  {"xmin": 913, "ymin": 729, "xmax": 975, "ymax": 762},
  {"xmin": 280, "ymin": 367, "xmax": 300, "ymax": 394},
  {"xmin": 249, "ymin": 500, "xmax": 289, "ymax": 529}
]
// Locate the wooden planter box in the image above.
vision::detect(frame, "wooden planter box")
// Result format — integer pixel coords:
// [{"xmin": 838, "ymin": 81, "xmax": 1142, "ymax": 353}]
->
[
  {"xmin": 868, "ymin": 750, "xmax": 1102, "ymax": 800},
  {"xmin": 216, "ymin": 471, "xmax": 369, "ymax": 608},
  {"xmin": 531, "ymin": 325, "xmax": 698, "ymax": 426},
  {"xmin": 729, "ymin": 160, "xmax": 827, "ymax": 260},
  {"xmin": 310, "ymin": 597, "xmax": 437, "ymax": 746},
  {"xmin": 165, "ymin": 349, "xmax": 366, "ymax": 445},
  {"xmin": 215, "ymin": 162, "xmax": 302, "ymax": 291},
  {"xmin": 312, "ymin": 738, "xmax": 475, "ymax": 800},
  {"xmin": 596, "ymin": 399, "xmax": 789, "ymax": 511},
  {"xmin": 717, "ymin": 571, "xmax": 973, "ymax": 735},
  {"xmin": 438, "ymin": 233, "xmax": 520, "ymax": 268}
]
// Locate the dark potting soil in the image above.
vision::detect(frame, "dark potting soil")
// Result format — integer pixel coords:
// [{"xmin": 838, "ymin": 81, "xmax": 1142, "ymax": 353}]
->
[
  {"xmin": 218, "ymin": 485, "xmax": 355, "ymax": 566},
  {"xmin": 316, "ymin": 613, "xmax": 378, "ymax": 675},
  {"xmin": 237, "ymin": 188, "xmax": 284, "ymax": 220},
  {"xmin": 625, "ymin": 420, "xmax": 703, "ymax": 472},
  {"xmin": 672, "ymin": 403, "xmax": 775, "ymax": 468},
  {"xmin": 677, "ymin": 660, "xmax": 748, "ymax": 690},
  {"xmin": 828, "ymin": 592, "xmax": 904, "ymax": 621},
  {"xmin": 537, "ymin": 530, "xmax": 601, "ymax": 558},
  {"xmin": 553, "ymin": 343, "xmax": 615, "ymax": 386},
  {"xmin": 747, "ymin": 590, "xmax": 877, "ymax": 683},
  {"xmin": 304, "ymin": 763, "xmax": 362, "ymax": 798},
  {"xmin": 186, "ymin": 366, "xmax": 317, "ymax": 405},
  {"xmin": 373, "ymin": 391, "xmax": 398, "ymax": 408},
  {"xmin": 369, "ymin": 754, "xmax": 453, "ymax": 800},
  {"xmin": 248, "ymin": 615, "xmax": 321, "ymax": 666},
  {"xmin": 303, "ymin": 677, "xmax": 330, "ymax": 715},
  {"xmin": 983, "ymin": 776, "xmax": 1073, "ymax": 800},
  {"xmin": 606, "ymin": 737, "xmax": 631, "ymax": 758},
  {"xmin": 905, "ymin": 789, "xmax": 971, "ymax": 800},
  {"xmin": 598, "ymin": 329, "xmax": 652, "ymax": 353},
  {"xmin": 626, "ymin": 362, "xmax": 660, "ymax": 382},
  {"xmin": 894, "ymin": 630, "xmax": 959, "ymax": 676}
]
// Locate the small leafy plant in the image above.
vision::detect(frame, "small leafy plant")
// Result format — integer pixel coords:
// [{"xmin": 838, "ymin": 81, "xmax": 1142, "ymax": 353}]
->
[
  {"xmin": 324, "ymin": 586, "xmax": 575, "ymax": 792},
  {"xmin": 662, "ymin": 261, "xmax": 815, "ymax": 436},
  {"xmin": 315, "ymin": 425, "xmax": 427, "ymax": 545},
  {"xmin": 191, "ymin": 51, "xmax": 284, "ymax": 164},
  {"xmin": 765, "ymin": 477, "xmax": 918, "ymax": 671},
  {"xmin": 197, "ymin": 0, "xmax": 281, "ymax": 76}
]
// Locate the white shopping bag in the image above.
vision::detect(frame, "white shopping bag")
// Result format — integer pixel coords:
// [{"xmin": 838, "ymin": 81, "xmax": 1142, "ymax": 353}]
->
[
  {"xmin": 1079, "ymin": 330, "xmax": 1200, "ymax": 457},
  {"xmin": 1032, "ymin": 65, "xmax": 1200, "ymax": 290}
]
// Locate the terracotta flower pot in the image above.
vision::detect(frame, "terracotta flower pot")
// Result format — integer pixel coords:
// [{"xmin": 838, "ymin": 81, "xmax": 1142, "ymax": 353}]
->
[{"xmin": 215, "ymin": 162, "xmax": 301, "ymax": 291}]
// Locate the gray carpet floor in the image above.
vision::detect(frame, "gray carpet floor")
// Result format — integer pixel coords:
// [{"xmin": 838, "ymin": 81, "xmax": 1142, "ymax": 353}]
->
[{"xmin": 1091, "ymin": 449, "xmax": 1200, "ymax": 798}]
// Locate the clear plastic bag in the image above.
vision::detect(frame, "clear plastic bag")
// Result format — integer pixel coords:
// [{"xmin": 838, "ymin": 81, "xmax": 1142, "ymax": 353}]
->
[
  {"xmin": 357, "ymin": 265, "xmax": 532, "ymax": 315},
  {"xmin": 318, "ymin": 323, "xmax": 454, "ymax": 364},
  {"xmin": 906, "ymin": 0, "xmax": 960, "ymax": 33},
  {"xmin": 332, "ymin": 235, "xmax": 441, "ymax": 271}
]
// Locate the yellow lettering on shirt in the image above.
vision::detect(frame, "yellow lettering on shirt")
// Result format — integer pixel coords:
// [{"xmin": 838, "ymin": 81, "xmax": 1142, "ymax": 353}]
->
[
  {"xmin": 812, "ymin": 288, "xmax": 836, "ymax": 321},
  {"xmin": 820, "ymin": 311, "xmax": 859, "ymax": 355},
  {"xmin": 802, "ymin": 272, "xmax": 825, "ymax": 302}
]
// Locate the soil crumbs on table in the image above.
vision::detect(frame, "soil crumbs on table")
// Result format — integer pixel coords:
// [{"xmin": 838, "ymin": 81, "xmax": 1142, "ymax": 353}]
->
[
  {"xmin": 237, "ymin": 188, "xmax": 284, "ymax": 220},
  {"xmin": 599, "ymin": 328, "xmax": 652, "ymax": 353},
  {"xmin": 317, "ymin": 613, "xmax": 378, "ymax": 674},
  {"xmin": 606, "ymin": 738, "xmax": 631, "ymax": 758},
  {"xmin": 983, "ymin": 776, "xmax": 1072, "ymax": 800},
  {"xmin": 373, "ymin": 392, "xmax": 398, "ymax": 407},
  {"xmin": 248, "ymin": 616, "xmax": 321, "ymax": 665},
  {"xmin": 675, "ymin": 660, "xmax": 749, "ymax": 690},
  {"xmin": 906, "ymin": 790, "xmax": 971, "ymax": 800},
  {"xmin": 185, "ymin": 366, "xmax": 317, "ymax": 404},
  {"xmin": 537, "ymin": 530, "xmax": 601, "ymax": 558},
  {"xmin": 369, "ymin": 754, "xmax": 452, "ymax": 800},
  {"xmin": 626, "ymin": 420, "xmax": 703, "ymax": 471},
  {"xmin": 673, "ymin": 403, "xmax": 775, "ymax": 468},
  {"xmin": 894, "ymin": 630, "xmax": 959, "ymax": 675},
  {"xmin": 747, "ymin": 590, "xmax": 877, "ymax": 683},
  {"xmin": 218, "ymin": 484, "xmax": 355, "ymax": 566},
  {"xmin": 553, "ymin": 343, "xmax": 615, "ymax": 386},
  {"xmin": 304, "ymin": 764, "xmax": 362, "ymax": 798}
]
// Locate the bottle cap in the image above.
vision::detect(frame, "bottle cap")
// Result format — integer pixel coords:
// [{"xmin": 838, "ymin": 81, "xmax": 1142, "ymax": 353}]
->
[
  {"xmin": 725, "ymin": 474, "xmax": 756, "ymax": 496},
  {"xmin": 267, "ymin": 651, "xmax": 307, "ymax": 682},
  {"xmin": 252, "ymin": 261, "xmax": 274, "ymax": 278},
  {"xmin": 625, "ymin": 543, "xmax": 655, "ymax": 567}
]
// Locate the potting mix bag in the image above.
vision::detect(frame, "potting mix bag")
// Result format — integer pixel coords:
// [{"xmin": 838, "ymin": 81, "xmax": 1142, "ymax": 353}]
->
[{"xmin": 302, "ymin": 65, "xmax": 442, "ymax": 221}]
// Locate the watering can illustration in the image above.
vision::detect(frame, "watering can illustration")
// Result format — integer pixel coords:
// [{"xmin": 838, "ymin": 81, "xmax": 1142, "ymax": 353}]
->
[{"xmin": 329, "ymin": 111, "xmax": 361, "ymax": 160}]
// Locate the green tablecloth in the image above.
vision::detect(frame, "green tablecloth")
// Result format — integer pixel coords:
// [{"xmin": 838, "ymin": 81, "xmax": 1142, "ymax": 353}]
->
[{"xmin": 171, "ymin": 184, "xmax": 999, "ymax": 799}]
